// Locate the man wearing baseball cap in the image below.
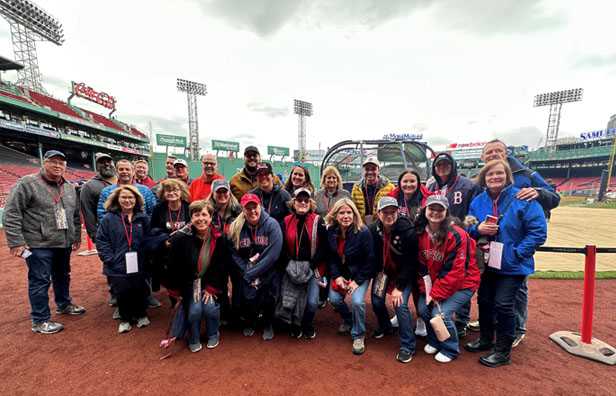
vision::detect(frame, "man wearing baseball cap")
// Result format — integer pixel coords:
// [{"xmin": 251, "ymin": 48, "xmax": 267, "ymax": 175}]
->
[
  {"xmin": 351, "ymin": 157, "xmax": 395, "ymax": 225},
  {"xmin": 229, "ymin": 146, "xmax": 283, "ymax": 201},
  {"xmin": 80, "ymin": 153, "xmax": 117, "ymax": 243},
  {"xmin": 189, "ymin": 153, "xmax": 224, "ymax": 201},
  {"xmin": 173, "ymin": 158, "xmax": 193, "ymax": 187},
  {"xmin": 368, "ymin": 196, "xmax": 419, "ymax": 363},
  {"xmin": 3, "ymin": 150, "xmax": 85, "ymax": 334}
]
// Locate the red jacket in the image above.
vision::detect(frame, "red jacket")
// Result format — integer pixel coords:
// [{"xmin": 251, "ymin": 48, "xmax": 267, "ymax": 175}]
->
[
  {"xmin": 387, "ymin": 185, "xmax": 432, "ymax": 217},
  {"xmin": 135, "ymin": 176, "xmax": 156, "ymax": 188},
  {"xmin": 417, "ymin": 225, "xmax": 480, "ymax": 300},
  {"xmin": 189, "ymin": 172, "xmax": 224, "ymax": 201}
]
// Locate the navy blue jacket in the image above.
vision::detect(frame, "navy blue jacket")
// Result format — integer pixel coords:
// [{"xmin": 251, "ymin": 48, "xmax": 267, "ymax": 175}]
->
[
  {"xmin": 427, "ymin": 152, "xmax": 482, "ymax": 221},
  {"xmin": 507, "ymin": 156, "xmax": 560, "ymax": 212},
  {"xmin": 467, "ymin": 184, "xmax": 547, "ymax": 275},
  {"xmin": 248, "ymin": 183, "xmax": 292, "ymax": 224},
  {"xmin": 327, "ymin": 225, "xmax": 374, "ymax": 286},
  {"xmin": 230, "ymin": 211, "xmax": 283, "ymax": 300},
  {"xmin": 96, "ymin": 210, "xmax": 150, "ymax": 277}
]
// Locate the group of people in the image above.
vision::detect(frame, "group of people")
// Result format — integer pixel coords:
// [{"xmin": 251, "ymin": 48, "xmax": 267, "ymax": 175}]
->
[{"xmin": 3, "ymin": 139, "xmax": 558, "ymax": 367}]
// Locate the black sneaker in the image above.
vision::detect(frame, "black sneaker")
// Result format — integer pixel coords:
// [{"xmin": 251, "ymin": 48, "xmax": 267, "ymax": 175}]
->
[
  {"xmin": 109, "ymin": 296, "xmax": 117, "ymax": 307},
  {"xmin": 455, "ymin": 322, "xmax": 467, "ymax": 338},
  {"xmin": 290, "ymin": 326, "xmax": 303, "ymax": 339},
  {"xmin": 304, "ymin": 326, "xmax": 316, "ymax": 339},
  {"xmin": 263, "ymin": 324, "xmax": 274, "ymax": 341},
  {"xmin": 397, "ymin": 349, "xmax": 414, "ymax": 363},
  {"xmin": 371, "ymin": 328, "xmax": 392, "ymax": 339}
]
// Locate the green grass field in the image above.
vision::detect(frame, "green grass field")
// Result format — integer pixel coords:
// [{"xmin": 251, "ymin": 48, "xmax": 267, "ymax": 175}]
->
[
  {"xmin": 558, "ymin": 196, "xmax": 616, "ymax": 209},
  {"xmin": 531, "ymin": 271, "xmax": 616, "ymax": 279}
]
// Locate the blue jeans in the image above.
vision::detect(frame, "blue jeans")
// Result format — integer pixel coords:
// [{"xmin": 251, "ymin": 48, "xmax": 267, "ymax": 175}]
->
[
  {"xmin": 329, "ymin": 280, "xmax": 369, "ymax": 339},
  {"xmin": 478, "ymin": 271, "xmax": 525, "ymax": 339},
  {"xmin": 26, "ymin": 247, "xmax": 72, "ymax": 325},
  {"xmin": 514, "ymin": 275, "xmax": 529, "ymax": 335},
  {"xmin": 455, "ymin": 300, "xmax": 471, "ymax": 326},
  {"xmin": 187, "ymin": 297, "xmax": 220, "ymax": 344},
  {"xmin": 301, "ymin": 275, "xmax": 320, "ymax": 328},
  {"xmin": 372, "ymin": 279, "xmax": 416, "ymax": 353},
  {"xmin": 418, "ymin": 289, "xmax": 474, "ymax": 359}
]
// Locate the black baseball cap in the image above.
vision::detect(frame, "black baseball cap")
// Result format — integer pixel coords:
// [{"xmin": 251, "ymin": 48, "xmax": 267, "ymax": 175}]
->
[
  {"xmin": 256, "ymin": 162, "xmax": 273, "ymax": 174},
  {"xmin": 244, "ymin": 146, "xmax": 260, "ymax": 155}
]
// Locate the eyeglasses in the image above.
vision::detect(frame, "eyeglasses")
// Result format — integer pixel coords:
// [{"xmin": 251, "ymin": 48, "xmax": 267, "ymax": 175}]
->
[
  {"xmin": 294, "ymin": 162, "xmax": 307, "ymax": 168},
  {"xmin": 296, "ymin": 198, "xmax": 310, "ymax": 204},
  {"xmin": 202, "ymin": 162, "xmax": 217, "ymax": 167},
  {"xmin": 119, "ymin": 196, "xmax": 135, "ymax": 201},
  {"xmin": 164, "ymin": 188, "xmax": 181, "ymax": 194}
]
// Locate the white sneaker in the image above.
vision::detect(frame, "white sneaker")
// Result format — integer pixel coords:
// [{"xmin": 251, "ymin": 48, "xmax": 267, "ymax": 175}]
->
[
  {"xmin": 118, "ymin": 321, "xmax": 131, "ymax": 333},
  {"xmin": 424, "ymin": 344, "xmax": 439, "ymax": 354},
  {"xmin": 390, "ymin": 315, "xmax": 399, "ymax": 328},
  {"xmin": 415, "ymin": 317, "xmax": 427, "ymax": 337},
  {"xmin": 137, "ymin": 316, "xmax": 150, "ymax": 328},
  {"xmin": 435, "ymin": 352, "xmax": 453, "ymax": 363}
]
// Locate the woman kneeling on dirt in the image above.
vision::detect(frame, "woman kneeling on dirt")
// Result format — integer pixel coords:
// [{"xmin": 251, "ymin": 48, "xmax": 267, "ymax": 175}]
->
[
  {"xmin": 228, "ymin": 193, "xmax": 283, "ymax": 340},
  {"xmin": 325, "ymin": 198, "xmax": 374, "ymax": 355},
  {"xmin": 416, "ymin": 195, "xmax": 480, "ymax": 363},
  {"xmin": 166, "ymin": 200, "xmax": 229, "ymax": 353},
  {"xmin": 276, "ymin": 188, "xmax": 328, "ymax": 339},
  {"xmin": 464, "ymin": 159, "xmax": 546, "ymax": 367}
]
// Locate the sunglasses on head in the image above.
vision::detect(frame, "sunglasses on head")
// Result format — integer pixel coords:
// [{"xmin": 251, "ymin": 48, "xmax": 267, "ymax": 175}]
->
[{"xmin": 294, "ymin": 162, "xmax": 307, "ymax": 168}]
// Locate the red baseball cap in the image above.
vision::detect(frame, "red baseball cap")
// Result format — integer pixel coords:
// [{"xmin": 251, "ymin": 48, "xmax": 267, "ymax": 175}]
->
[{"xmin": 241, "ymin": 193, "xmax": 261, "ymax": 207}]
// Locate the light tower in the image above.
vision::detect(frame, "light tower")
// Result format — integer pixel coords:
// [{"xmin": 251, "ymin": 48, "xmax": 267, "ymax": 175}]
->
[
  {"xmin": 0, "ymin": 0, "xmax": 64, "ymax": 95},
  {"xmin": 177, "ymin": 78, "xmax": 207, "ymax": 161},
  {"xmin": 294, "ymin": 99, "xmax": 313, "ymax": 162},
  {"xmin": 534, "ymin": 88, "xmax": 583, "ymax": 151}
]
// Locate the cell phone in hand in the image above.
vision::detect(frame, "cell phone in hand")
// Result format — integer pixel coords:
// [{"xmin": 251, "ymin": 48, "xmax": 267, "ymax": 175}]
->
[{"xmin": 485, "ymin": 215, "xmax": 498, "ymax": 225}]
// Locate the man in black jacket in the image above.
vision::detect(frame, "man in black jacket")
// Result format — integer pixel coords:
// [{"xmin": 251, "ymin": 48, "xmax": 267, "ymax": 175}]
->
[{"xmin": 80, "ymin": 153, "xmax": 116, "ymax": 243}]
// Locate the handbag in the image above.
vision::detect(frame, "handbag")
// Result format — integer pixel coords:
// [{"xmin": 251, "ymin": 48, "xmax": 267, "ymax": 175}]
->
[{"xmin": 429, "ymin": 302, "xmax": 451, "ymax": 342}]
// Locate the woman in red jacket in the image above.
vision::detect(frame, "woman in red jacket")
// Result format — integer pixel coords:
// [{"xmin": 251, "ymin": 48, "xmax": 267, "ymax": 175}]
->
[{"xmin": 416, "ymin": 195, "xmax": 480, "ymax": 363}]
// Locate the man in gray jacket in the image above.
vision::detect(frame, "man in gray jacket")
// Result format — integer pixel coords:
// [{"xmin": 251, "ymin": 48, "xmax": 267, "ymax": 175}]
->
[
  {"xmin": 3, "ymin": 150, "xmax": 85, "ymax": 335},
  {"xmin": 79, "ymin": 152, "xmax": 116, "ymax": 243}
]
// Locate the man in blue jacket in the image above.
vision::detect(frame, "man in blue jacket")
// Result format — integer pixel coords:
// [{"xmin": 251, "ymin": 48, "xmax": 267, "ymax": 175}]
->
[{"xmin": 467, "ymin": 139, "xmax": 560, "ymax": 347}]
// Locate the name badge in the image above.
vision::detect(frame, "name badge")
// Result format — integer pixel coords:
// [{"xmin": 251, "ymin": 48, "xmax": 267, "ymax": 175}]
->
[
  {"xmin": 55, "ymin": 208, "xmax": 68, "ymax": 230},
  {"xmin": 487, "ymin": 241, "xmax": 504, "ymax": 270},
  {"xmin": 125, "ymin": 252, "xmax": 138, "ymax": 274}
]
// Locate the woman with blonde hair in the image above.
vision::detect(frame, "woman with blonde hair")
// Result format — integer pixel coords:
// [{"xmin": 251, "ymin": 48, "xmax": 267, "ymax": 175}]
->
[
  {"xmin": 150, "ymin": 178, "xmax": 192, "ymax": 299},
  {"xmin": 205, "ymin": 178, "xmax": 242, "ymax": 233},
  {"xmin": 97, "ymin": 185, "xmax": 150, "ymax": 333},
  {"xmin": 314, "ymin": 166, "xmax": 351, "ymax": 218},
  {"xmin": 325, "ymin": 198, "xmax": 374, "ymax": 355},
  {"xmin": 228, "ymin": 193, "xmax": 283, "ymax": 340}
]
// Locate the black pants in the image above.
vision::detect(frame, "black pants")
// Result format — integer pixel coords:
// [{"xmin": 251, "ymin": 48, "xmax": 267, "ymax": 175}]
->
[
  {"xmin": 478, "ymin": 271, "xmax": 526, "ymax": 338},
  {"xmin": 108, "ymin": 274, "xmax": 148, "ymax": 322}
]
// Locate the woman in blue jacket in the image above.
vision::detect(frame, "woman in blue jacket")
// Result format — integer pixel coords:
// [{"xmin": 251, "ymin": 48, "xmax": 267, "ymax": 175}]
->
[
  {"xmin": 325, "ymin": 198, "xmax": 375, "ymax": 355},
  {"xmin": 464, "ymin": 159, "xmax": 546, "ymax": 367},
  {"xmin": 97, "ymin": 185, "xmax": 151, "ymax": 334},
  {"xmin": 228, "ymin": 193, "xmax": 283, "ymax": 341}
]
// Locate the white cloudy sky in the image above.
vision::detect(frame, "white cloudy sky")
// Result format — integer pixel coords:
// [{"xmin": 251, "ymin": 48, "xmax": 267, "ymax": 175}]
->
[{"xmin": 0, "ymin": 0, "xmax": 614, "ymax": 154}]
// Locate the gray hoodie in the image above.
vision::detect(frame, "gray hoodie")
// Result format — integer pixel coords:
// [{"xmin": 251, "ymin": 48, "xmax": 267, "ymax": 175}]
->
[{"xmin": 3, "ymin": 171, "xmax": 81, "ymax": 248}]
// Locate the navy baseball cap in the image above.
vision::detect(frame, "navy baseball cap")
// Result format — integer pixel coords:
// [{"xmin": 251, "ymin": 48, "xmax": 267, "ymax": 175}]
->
[{"xmin": 43, "ymin": 150, "xmax": 66, "ymax": 160}]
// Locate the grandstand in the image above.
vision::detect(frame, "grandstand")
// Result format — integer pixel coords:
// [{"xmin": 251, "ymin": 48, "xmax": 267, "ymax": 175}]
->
[{"xmin": 0, "ymin": 78, "xmax": 150, "ymax": 207}]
